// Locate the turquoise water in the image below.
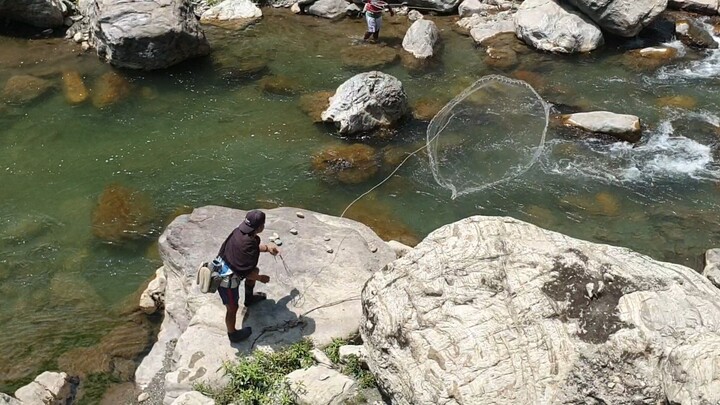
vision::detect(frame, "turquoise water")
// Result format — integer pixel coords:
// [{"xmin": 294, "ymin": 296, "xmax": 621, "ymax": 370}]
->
[{"xmin": 1, "ymin": 10, "xmax": 720, "ymax": 398}]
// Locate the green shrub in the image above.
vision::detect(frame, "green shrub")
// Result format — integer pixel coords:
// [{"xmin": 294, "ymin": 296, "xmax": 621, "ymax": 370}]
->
[
  {"xmin": 323, "ymin": 335, "xmax": 377, "ymax": 389},
  {"xmin": 323, "ymin": 337, "xmax": 348, "ymax": 364},
  {"xmin": 196, "ymin": 338, "xmax": 315, "ymax": 405}
]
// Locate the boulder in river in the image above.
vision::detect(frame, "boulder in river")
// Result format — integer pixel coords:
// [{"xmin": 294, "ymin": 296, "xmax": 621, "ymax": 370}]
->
[
  {"xmin": 62, "ymin": 71, "xmax": 89, "ymax": 105},
  {"xmin": 200, "ymin": 0, "xmax": 262, "ymax": 22},
  {"xmin": 0, "ymin": 0, "xmax": 65, "ymax": 28},
  {"xmin": 91, "ymin": 183, "xmax": 157, "ymax": 243},
  {"xmin": 311, "ymin": 143, "xmax": 380, "ymax": 184},
  {"xmin": 514, "ymin": 0, "xmax": 604, "ymax": 53},
  {"xmin": 402, "ymin": 19, "xmax": 440, "ymax": 59},
  {"xmin": 562, "ymin": 111, "xmax": 642, "ymax": 142},
  {"xmin": 361, "ymin": 216, "xmax": 720, "ymax": 405},
  {"xmin": 676, "ymin": 17, "xmax": 719, "ymax": 49},
  {"xmin": 458, "ymin": 10, "xmax": 515, "ymax": 44},
  {"xmin": 2, "ymin": 75, "xmax": 54, "ymax": 105},
  {"xmin": 340, "ymin": 44, "xmax": 399, "ymax": 69},
  {"xmin": 14, "ymin": 371, "xmax": 74, "ymax": 404},
  {"xmin": 307, "ymin": 0, "xmax": 351, "ymax": 19},
  {"xmin": 321, "ymin": 71, "xmax": 409, "ymax": 135},
  {"xmin": 566, "ymin": 0, "xmax": 668, "ymax": 37},
  {"xmin": 669, "ymin": 0, "xmax": 720, "ymax": 14},
  {"xmin": 704, "ymin": 248, "xmax": 720, "ymax": 288},
  {"xmin": 402, "ymin": 0, "xmax": 461, "ymax": 13}
]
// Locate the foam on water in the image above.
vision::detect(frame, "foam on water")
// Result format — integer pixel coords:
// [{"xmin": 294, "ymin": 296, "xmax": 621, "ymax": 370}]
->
[
  {"xmin": 656, "ymin": 21, "xmax": 720, "ymax": 81},
  {"xmin": 545, "ymin": 118, "xmax": 720, "ymax": 184}
]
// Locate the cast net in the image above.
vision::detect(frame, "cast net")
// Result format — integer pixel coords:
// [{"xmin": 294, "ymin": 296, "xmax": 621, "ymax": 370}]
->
[{"xmin": 427, "ymin": 75, "xmax": 550, "ymax": 198}]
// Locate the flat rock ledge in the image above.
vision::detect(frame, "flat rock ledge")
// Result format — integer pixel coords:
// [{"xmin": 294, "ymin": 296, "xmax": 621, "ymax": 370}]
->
[
  {"xmin": 562, "ymin": 111, "xmax": 642, "ymax": 142},
  {"xmin": 361, "ymin": 216, "xmax": 720, "ymax": 405},
  {"xmin": 134, "ymin": 206, "xmax": 395, "ymax": 404}
]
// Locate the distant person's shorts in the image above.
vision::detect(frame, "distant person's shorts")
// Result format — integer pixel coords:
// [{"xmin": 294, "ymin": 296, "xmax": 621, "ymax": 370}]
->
[
  {"xmin": 218, "ymin": 286, "xmax": 239, "ymax": 306},
  {"xmin": 366, "ymin": 14, "xmax": 381, "ymax": 33}
]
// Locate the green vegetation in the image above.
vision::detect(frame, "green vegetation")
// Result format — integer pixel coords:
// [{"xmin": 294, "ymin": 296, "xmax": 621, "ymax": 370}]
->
[
  {"xmin": 196, "ymin": 338, "xmax": 315, "ymax": 405},
  {"xmin": 76, "ymin": 373, "xmax": 121, "ymax": 405},
  {"xmin": 322, "ymin": 335, "xmax": 376, "ymax": 389}
]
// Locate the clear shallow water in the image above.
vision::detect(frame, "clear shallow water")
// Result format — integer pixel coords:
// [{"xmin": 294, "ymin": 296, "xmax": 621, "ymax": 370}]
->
[{"xmin": 1, "ymin": 9, "xmax": 720, "ymax": 397}]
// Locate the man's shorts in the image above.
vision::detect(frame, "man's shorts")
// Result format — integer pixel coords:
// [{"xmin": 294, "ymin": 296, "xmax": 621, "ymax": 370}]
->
[
  {"xmin": 218, "ymin": 286, "xmax": 239, "ymax": 306},
  {"xmin": 366, "ymin": 14, "xmax": 381, "ymax": 33}
]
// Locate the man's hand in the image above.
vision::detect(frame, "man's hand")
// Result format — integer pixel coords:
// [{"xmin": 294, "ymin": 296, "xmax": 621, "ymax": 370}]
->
[
  {"xmin": 258, "ymin": 275, "xmax": 270, "ymax": 284},
  {"xmin": 266, "ymin": 244, "xmax": 280, "ymax": 256}
]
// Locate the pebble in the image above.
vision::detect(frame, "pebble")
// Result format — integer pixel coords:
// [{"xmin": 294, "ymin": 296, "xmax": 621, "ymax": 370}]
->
[
  {"xmin": 275, "ymin": 238, "xmax": 283, "ymax": 246},
  {"xmin": 585, "ymin": 282, "xmax": 594, "ymax": 299},
  {"xmin": 323, "ymin": 235, "xmax": 331, "ymax": 241},
  {"xmin": 81, "ymin": 41, "xmax": 90, "ymax": 52},
  {"xmin": 326, "ymin": 246, "xmax": 333, "ymax": 254},
  {"xmin": 296, "ymin": 211, "xmax": 305, "ymax": 218},
  {"xmin": 370, "ymin": 245, "xmax": 378, "ymax": 253},
  {"xmin": 268, "ymin": 236, "xmax": 276, "ymax": 242},
  {"xmin": 290, "ymin": 228, "xmax": 298, "ymax": 235},
  {"xmin": 272, "ymin": 232, "xmax": 279, "ymax": 239},
  {"xmin": 138, "ymin": 393, "xmax": 149, "ymax": 402}
]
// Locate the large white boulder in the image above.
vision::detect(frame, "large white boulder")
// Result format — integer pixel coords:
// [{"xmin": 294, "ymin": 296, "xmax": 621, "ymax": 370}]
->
[
  {"xmin": 566, "ymin": 0, "xmax": 668, "ymax": 37},
  {"xmin": 90, "ymin": 0, "xmax": 211, "ymax": 70},
  {"xmin": 200, "ymin": 0, "xmax": 262, "ymax": 21},
  {"xmin": 362, "ymin": 216, "xmax": 720, "ymax": 405},
  {"xmin": 402, "ymin": 19, "xmax": 440, "ymax": 59},
  {"xmin": 458, "ymin": 10, "xmax": 515, "ymax": 44},
  {"xmin": 14, "ymin": 372, "xmax": 73, "ymax": 405},
  {"xmin": 322, "ymin": 71, "xmax": 408, "ymax": 135},
  {"xmin": 135, "ymin": 206, "xmax": 395, "ymax": 404},
  {"xmin": 514, "ymin": 0, "xmax": 604, "ymax": 53},
  {"xmin": 563, "ymin": 111, "xmax": 641, "ymax": 142},
  {"xmin": 458, "ymin": 0, "xmax": 514, "ymax": 16},
  {"xmin": 286, "ymin": 365, "xmax": 357, "ymax": 405},
  {"xmin": 307, "ymin": 0, "xmax": 350, "ymax": 19},
  {"xmin": 0, "ymin": 0, "xmax": 65, "ymax": 28},
  {"xmin": 704, "ymin": 248, "xmax": 720, "ymax": 288},
  {"xmin": 669, "ymin": 0, "xmax": 719, "ymax": 14}
]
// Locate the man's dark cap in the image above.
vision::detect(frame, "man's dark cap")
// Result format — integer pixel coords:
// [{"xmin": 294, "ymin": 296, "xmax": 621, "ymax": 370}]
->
[{"xmin": 238, "ymin": 210, "xmax": 266, "ymax": 233}]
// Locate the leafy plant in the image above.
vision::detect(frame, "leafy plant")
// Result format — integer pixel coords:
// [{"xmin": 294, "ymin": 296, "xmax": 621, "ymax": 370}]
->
[
  {"xmin": 323, "ymin": 337, "xmax": 348, "ymax": 364},
  {"xmin": 196, "ymin": 338, "xmax": 315, "ymax": 405},
  {"xmin": 322, "ymin": 334, "xmax": 377, "ymax": 389}
]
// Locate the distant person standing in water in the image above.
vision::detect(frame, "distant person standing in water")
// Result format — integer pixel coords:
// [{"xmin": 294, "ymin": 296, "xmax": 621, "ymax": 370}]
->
[{"xmin": 363, "ymin": 0, "xmax": 394, "ymax": 42}]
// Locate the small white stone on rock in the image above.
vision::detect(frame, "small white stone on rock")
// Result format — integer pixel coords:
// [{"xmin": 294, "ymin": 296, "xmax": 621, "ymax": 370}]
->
[
  {"xmin": 274, "ymin": 238, "xmax": 283, "ymax": 246},
  {"xmin": 73, "ymin": 31, "xmax": 83, "ymax": 43},
  {"xmin": 296, "ymin": 211, "xmax": 305, "ymax": 218},
  {"xmin": 272, "ymin": 232, "xmax": 280, "ymax": 239},
  {"xmin": 408, "ymin": 9, "xmax": 423, "ymax": 21},
  {"xmin": 323, "ymin": 235, "xmax": 331, "ymax": 241},
  {"xmin": 81, "ymin": 42, "xmax": 90, "ymax": 52},
  {"xmin": 326, "ymin": 246, "xmax": 334, "ymax": 254},
  {"xmin": 290, "ymin": 228, "xmax": 298, "ymax": 235},
  {"xmin": 311, "ymin": 348, "xmax": 333, "ymax": 367},
  {"xmin": 138, "ymin": 392, "xmax": 150, "ymax": 402},
  {"xmin": 370, "ymin": 245, "xmax": 378, "ymax": 253},
  {"xmin": 586, "ymin": 282, "xmax": 595, "ymax": 299}
]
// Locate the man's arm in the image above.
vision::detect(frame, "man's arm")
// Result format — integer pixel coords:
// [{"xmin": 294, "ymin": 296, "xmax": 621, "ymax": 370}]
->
[{"xmin": 259, "ymin": 243, "xmax": 279, "ymax": 255}]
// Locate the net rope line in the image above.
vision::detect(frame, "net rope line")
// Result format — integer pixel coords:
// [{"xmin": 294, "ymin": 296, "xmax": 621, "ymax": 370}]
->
[{"xmin": 267, "ymin": 75, "xmax": 549, "ymax": 314}]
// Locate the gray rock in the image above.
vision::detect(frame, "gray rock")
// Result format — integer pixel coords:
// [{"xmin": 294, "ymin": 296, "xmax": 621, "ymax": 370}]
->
[
  {"xmin": 458, "ymin": 0, "xmax": 514, "ymax": 16},
  {"xmin": 171, "ymin": 391, "xmax": 215, "ymax": 405},
  {"xmin": 15, "ymin": 371, "xmax": 72, "ymax": 405},
  {"xmin": 402, "ymin": 19, "xmax": 440, "ymax": 59},
  {"xmin": 407, "ymin": 9, "xmax": 423, "ymax": 21},
  {"xmin": 135, "ymin": 206, "xmax": 395, "ymax": 403},
  {"xmin": 669, "ymin": 0, "xmax": 719, "ymax": 14},
  {"xmin": 0, "ymin": 0, "xmax": 65, "ymax": 28},
  {"xmin": 322, "ymin": 71, "xmax": 409, "ymax": 135},
  {"xmin": 566, "ymin": 0, "xmax": 668, "ymax": 37},
  {"xmin": 0, "ymin": 393, "xmax": 20, "ymax": 405},
  {"xmin": 307, "ymin": 0, "xmax": 349, "ymax": 19},
  {"xmin": 403, "ymin": 0, "xmax": 460, "ymax": 13},
  {"xmin": 387, "ymin": 240, "xmax": 411, "ymax": 258},
  {"xmin": 338, "ymin": 344, "xmax": 367, "ymax": 364},
  {"xmin": 287, "ymin": 365, "xmax": 357, "ymax": 405},
  {"xmin": 311, "ymin": 348, "xmax": 334, "ymax": 367},
  {"xmin": 563, "ymin": 111, "xmax": 641, "ymax": 142},
  {"xmin": 91, "ymin": 0, "xmax": 211, "ymax": 70},
  {"xmin": 676, "ymin": 18, "xmax": 719, "ymax": 49},
  {"xmin": 200, "ymin": 0, "xmax": 262, "ymax": 20},
  {"xmin": 704, "ymin": 248, "xmax": 720, "ymax": 288},
  {"xmin": 458, "ymin": 9, "xmax": 514, "ymax": 44},
  {"xmin": 2, "ymin": 75, "xmax": 54, "ymax": 105},
  {"xmin": 361, "ymin": 216, "xmax": 720, "ymax": 405},
  {"xmin": 139, "ymin": 266, "xmax": 167, "ymax": 315},
  {"xmin": 514, "ymin": 0, "xmax": 604, "ymax": 53}
]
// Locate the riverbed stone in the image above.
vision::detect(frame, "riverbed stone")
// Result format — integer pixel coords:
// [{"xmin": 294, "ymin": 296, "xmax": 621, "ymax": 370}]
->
[
  {"xmin": 299, "ymin": 91, "xmax": 333, "ymax": 122},
  {"xmin": 171, "ymin": 391, "xmax": 215, "ymax": 405},
  {"xmin": 62, "ymin": 71, "xmax": 89, "ymax": 105},
  {"xmin": 287, "ymin": 365, "xmax": 357, "ymax": 405},
  {"xmin": 562, "ymin": 111, "xmax": 641, "ymax": 142},
  {"xmin": 0, "ymin": 0, "xmax": 65, "ymax": 28},
  {"xmin": 91, "ymin": 183, "xmax": 157, "ymax": 243},
  {"xmin": 463, "ymin": 10, "xmax": 515, "ymax": 44},
  {"xmin": 403, "ymin": 0, "xmax": 461, "ymax": 12},
  {"xmin": 14, "ymin": 371, "xmax": 73, "ymax": 405},
  {"xmin": 514, "ymin": 0, "xmax": 604, "ymax": 53},
  {"xmin": 412, "ymin": 97, "xmax": 445, "ymax": 120},
  {"xmin": 669, "ymin": 0, "xmax": 719, "ymax": 14},
  {"xmin": 704, "ymin": 248, "xmax": 720, "ymax": 288},
  {"xmin": 340, "ymin": 45, "xmax": 399, "ymax": 69},
  {"xmin": 2, "ymin": 75, "xmax": 54, "ymax": 105},
  {"xmin": 566, "ymin": 0, "xmax": 668, "ymax": 37},
  {"xmin": 458, "ymin": 0, "xmax": 514, "ymax": 16},
  {"xmin": 92, "ymin": 71, "xmax": 131, "ymax": 108},
  {"xmin": 361, "ymin": 216, "xmax": 720, "ymax": 405},
  {"xmin": 621, "ymin": 46, "xmax": 679, "ymax": 71},
  {"xmin": 258, "ymin": 75, "xmax": 302, "ymax": 95},
  {"xmin": 676, "ymin": 18, "xmax": 719, "ymax": 49},
  {"xmin": 311, "ymin": 143, "xmax": 380, "ymax": 184},
  {"xmin": 307, "ymin": 0, "xmax": 350, "ymax": 19},
  {"xmin": 402, "ymin": 19, "xmax": 440, "ymax": 59},
  {"xmin": 91, "ymin": 0, "xmax": 211, "ymax": 70},
  {"xmin": 135, "ymin": 206, "xmax": 395, "ymax": 403},
  {"xmin": 322, "ymin": 71, "xmax": 408, "ymax": 135},
  {"xmin": 200, "ymin": 0, "xmax": 262, "ymax": 22}
]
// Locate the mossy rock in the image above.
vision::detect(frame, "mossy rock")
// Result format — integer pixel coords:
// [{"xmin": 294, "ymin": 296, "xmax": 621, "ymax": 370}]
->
[
  {"xmin": 311, "ymin": 143, "xmax": 380, "ymax": 184},
  {"xmin": 299, "ymin": 91, "xmax": 334, "ymax": 122},
  {"xmin": 340, "ymin": 44, "xmax": 399, "ymax": 69},
  {"xmin": 656, "ymin": 95, "xmax": 697, "ymax": 109},
  {"xmin": 619, "ymin": 47, "xmax": 678, "ymax": 72},
  {"xmin": 343, "ymin": 198, "xmax": 420, "ymax": 246},
  {"xmin": 484, "ymin": 47, "xmax": 518, "ymax": 70},
  {"xmin": 62, "ymin": 71, "xmax": 89, "ymax": 105},
  {"xmin": 2, "ymin": 75, "xmax": 54, "ymax": 105},
  {"xmin": 92, "ymin": 71, "xmax": 132, "ymax": 108},
  {"xmin": 91, "ymin": 184, "xmax": 157, "ymax": 243},
  {"xmin": 411, "ymin": 97, "xmax": 445, "ymax": 121},
  {"xmin": 258, "ymin": 74, "xmax": 302, "ymax": 95}
]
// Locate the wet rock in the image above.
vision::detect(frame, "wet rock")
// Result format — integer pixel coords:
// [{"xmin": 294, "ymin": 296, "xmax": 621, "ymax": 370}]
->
[
  {"xmin": 62, "ymin": 71, "xmax": 89, "ymax": 105},
  {"xmin": 2, "ymin": 75, "xmax": 54, "ymax": 105},
  {"xmin": 620, "ymin": 46, "xmax": 679, "ymax": 71},
  {"xmin": 408, "ymin": 9, "xmax": 423, "ymax": 21},
  {"xmin": 343, "ymin": 199, "xmax": 421, "ymax": 246},
  {"xmin": 258, "ymin": 75, "xmax": 302, "ymax": 95},
  {"xmin": 399, "ymin": 51, "xmax": 436, "ymax": 71},
  {"xmin": 216, "ymin": 57, "xmax": 268, "ymax": 81},
  {"xmin": 136, "ymin": 206, "xmax": 395, "ymax": 402},
  {"xmin": 140, "ymin": 266, "xmax": 167, "ymax": 315},
  {"xmin": 91, "ymin": 183, "xmax": 157, "ymax": 243},
  {"xmin": 362, "ymin": 216, "xmax": 720, "ymax": 405},
  {"xmin": 0, "ymin": 0, "xmax": 65, "ymax": 28},
  {"xmin": 91, "ymin": 0, "xmax": 211, "ymax": 69},
  {"xmin": 515, "ymin": 0, "xmax": 604, "ymax": 53},
  {"xmin": 562, "ymin": 111, "xmax": 642, "ymax": 143},
  {"xmin": 511, "ymin": 70, "xmax": 547, "ymax": 92},
  {"xmin": 676, "ymin": 18, "xmax": 719, "ymax": 49},
  {"xmin": 200, "ymin": 0, "xmax": 262, "ymax": 22},
  {"xmin": 412, "ymin": 97, "xmax": 444, "ymax": 120},
  {"xmin": 669, "ymin": 0, "xmax": 720, "ymax": 14},
  {"xmin": 287, "ymin": 366, "xmax": 357, "ymax": 405},
  {"xmin": 459, "ymin": 0, "xmax": 514, "ymax": 16},
  {"xmin": 307, "ymin": 0, "xmax": 351, "ymax": 19},
  {"xmin": 340, "ymin": 44, "xmax": 399, "ymax": 69},
  {"xmin": 404, "ymin": 0, "xmax": 461, "ymax": 12},
  {"xmin": 14, "ymin": 371, "xmax": 73, "ymax": 404},
  {"xmin": 299, "ymin": 91, "xmax": 334, "ymax": 122},
  {"xmin": 322, "ymin": 71, "xmax": 408, "ymax": 135},
  {"xmin": 484, "ymin": 46, "xmax": 518, "ymax": 69},
  {"xmin": 657, "ymin": 95, "xmax": 697, "ymax": 109},
  {"xmin": 469, "ymin": 11, "xmax": 515, "ymax": 44},
  {"xmin": 402, "ymin": 19, "xmax": 440, "ymax": 59},
  {"xmin": 311, "ymin": 143, "xmax": 380, "ymax": 184},
  {"xmin": 567, "ymin": 0, "xmax": 668, "ymax": 37},
  {"xmin": 91, "ymin": 71, "xmax": 131, "ymax": 108},
  {"xmin": 704, "ymin": 248, "xmax": 720, "ymax": 288}
]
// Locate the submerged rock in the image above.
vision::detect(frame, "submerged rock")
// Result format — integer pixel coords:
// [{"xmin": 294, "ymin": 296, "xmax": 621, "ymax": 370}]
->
[
  {"xmin": 362, "ymin": 216, "xmax": 720, "ymax": 405},
  {"xmin": 340, "ymin": 45, "xmax": 399, "ymax": 69},
  {"xmin": 91, "ymin": 183, "xmax": 157, "ymax": 243},
  {"xmin": 620, "ymin": 46, "xmax": 679, "ymax": 71},
  {"xmin": 657, "ymin": 94, "xmax": 697, "ymax": 109},
  {"xmin": 0, "ymin": 0, "xmax": 65, "ymax": 28},
  {"xmin": 567, "ymin": 0, "xmax": 668, "ymax": 37},
  {"xmin": 134, "ymin": 206, "xmax": 395, "ymax": 402},
  {"xmin": 91, "ymin": 71, "xmax": 131, "ymax": 108},
  {"xmin": 322, "ymin": 71, "xmax": 408, "ymax": 135},
  {"xmin": 562, "ymin": 111, "xmax": 642, "ymax": 142},
  {"xmin": 2, "ymin": 75, "xmax": 54, "ymax": 105},
  {"xmin": 514, "ymin": 0, "xmax": 604, "ymax": 53},
  {"xmin": 62, "ymin": 71, "xmax": 89, "ymax": 105},
  {"xmin": 299, "ymin": 91, "xmax": 334, "ymax": 122},
  {"xmin": 676, "ymin": 18, "xmax": 719, "ymax": 49},
  {"xmin": 669, "ymin": 0, "xmax": 720, "ymax": 14},
  {"xmin": 91, "ymin": 0, "xmax": 211, "ymax": 69},
  {"xmin": 411, "ymin": 97, "xmax": 445, "ymax": 121},
  {"xmin": 402, "ymin": 19, "xmax": 440, "ymax": 59},
  {"xmin": 704, "ymin": 248, "xmax": 720, "ymax": 288},
  {"xmin": 311, "ymin": 143, "xmax": 380, "ymax": 184},
  {"xmin": 258, "ymin": 75, "xmax": 302, "ymax": 95}
]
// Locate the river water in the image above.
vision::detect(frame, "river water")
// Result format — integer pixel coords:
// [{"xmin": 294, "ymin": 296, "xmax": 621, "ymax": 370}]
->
[{"xmin": 1, "ymin": 9, "xmax": 719, "ymax": 400}]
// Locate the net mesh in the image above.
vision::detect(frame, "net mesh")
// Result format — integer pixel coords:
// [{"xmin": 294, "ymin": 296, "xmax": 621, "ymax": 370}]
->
[{"xmin": 427, "ymin": 75, "xmax": 550, "ymax": 198}]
